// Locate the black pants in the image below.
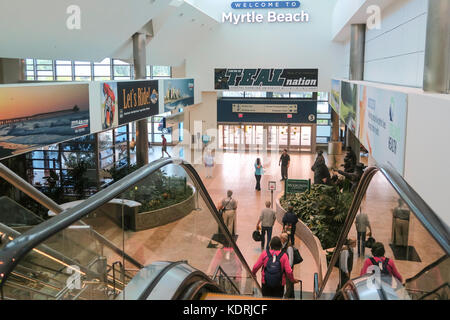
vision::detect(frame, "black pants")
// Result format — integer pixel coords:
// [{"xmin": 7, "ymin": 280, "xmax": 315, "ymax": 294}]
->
[
  {"xmin": 261, "ymin": 227, "xmax": 272, "ymax": 250},
  {"xmin": 357, "ymin": 232, "xmax": 366, "ymax": 257},
  {"xmin": 262, "ymin": 283, "xmax": 284, "ymax": 298},
  {"xmin": 281, "ymin": 165, "xmax": 288, "ymax": 180},
  {"xmin": 255, "ymin": 174, "xmax": 262, "ymax": 190},
  {"xmin": 288, "ymin": 226, "xmax": 296, "ymax": 245}
]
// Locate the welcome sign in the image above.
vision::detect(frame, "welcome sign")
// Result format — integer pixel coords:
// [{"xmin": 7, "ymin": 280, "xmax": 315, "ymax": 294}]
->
[
  {"xmin": 215, "ymin": 68, "xmax": 318, "ymax": 91},
  {"xmin": 223, "ymin": 1, "xmax": 309, "ymax": 24}
]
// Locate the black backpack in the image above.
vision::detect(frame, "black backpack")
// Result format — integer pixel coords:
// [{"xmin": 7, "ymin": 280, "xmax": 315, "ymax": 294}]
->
[
  {"xmin": 264, "ymin": 249, "xmax": 284, "ymax": 287},
  {"xmin": 370, "ymin": 257, "xmax": 391, "ymax": 278}
]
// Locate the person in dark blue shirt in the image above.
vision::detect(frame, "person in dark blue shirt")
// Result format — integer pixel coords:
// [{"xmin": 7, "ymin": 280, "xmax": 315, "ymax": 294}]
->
[{"xmin": 282, "ymin": 205, "xmax": 299, "ymax": 245}]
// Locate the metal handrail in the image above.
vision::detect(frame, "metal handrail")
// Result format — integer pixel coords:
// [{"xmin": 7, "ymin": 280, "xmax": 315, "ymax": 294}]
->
[
  {"xmin": 212, "ymin": 265, "xmax": 241, "ymax": 295},
  {"xmin": 0, "ymin": 158, "xmax": 262, "ymax": 296},
  {"xmin": 317, "ymin": 163, "xmax": 450, "ymax": 299}
]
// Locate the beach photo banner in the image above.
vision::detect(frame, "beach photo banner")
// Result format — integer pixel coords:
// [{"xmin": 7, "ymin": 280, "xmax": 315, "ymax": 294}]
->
[
  {"xmin": 163, "ymin": 78, "xmax": 195, "ymax": 112},
  {"xmin": 340, "ymin": 81, "xmax": 358, "ymax": 133},
  {"xmin": 0, "ymin": 83, "xmax": 90, "ymax": 160},
  {"xmin": 117, "ymin": 80, "xmax": 159, "ymax": 125},
  {"xmin": 359, "ymin": 85, "xmax": 408, "ymax": 174}
]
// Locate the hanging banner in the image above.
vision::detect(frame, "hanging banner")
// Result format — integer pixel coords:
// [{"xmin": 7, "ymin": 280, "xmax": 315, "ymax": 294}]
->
[
  {"xmin": 117, "ymin": 80, "xmax": 159, "ymax": 125},
  {"xmin": 330, "ymin": 79, "xmax": 341, "ymax": 114},
  {"xmin": 0, "ymin": 83, "xmax": 90, "ymax": 160},
  {"xmin": 163, "ymin": 78, "xmax": 195, "ymax": 112},
  {"xmin": 101, "ymin": 82, "xmax": 119, "ymax": 130},
  {"xmin": 215, "ymin": 68, "xmax": 318, "ymax": 91},
  {"xmin": 359, "ymin": 85, "xmax": 407, "ymax": 174},
  {"xmin": 340, "ymin": 81, "xmax": 358, "ymax": 133}
]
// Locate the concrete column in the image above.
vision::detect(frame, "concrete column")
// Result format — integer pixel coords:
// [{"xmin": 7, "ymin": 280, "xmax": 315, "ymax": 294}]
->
[
  {"xmin": 132, "ymin": 33, "xmax": 149, "ymax": 166},
  {"xmin": 423, "ymin": 0, "xmax": 450, "ymax": 93},
  {"xmin": 349, "ymin": 24, "xmax": 366, "ymax": 80}
]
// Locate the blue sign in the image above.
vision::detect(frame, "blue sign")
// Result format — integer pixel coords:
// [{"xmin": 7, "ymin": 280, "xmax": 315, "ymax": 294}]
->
[{"xmin": 231, "ymin": 1, "xmax": 300, "ymax": 9}]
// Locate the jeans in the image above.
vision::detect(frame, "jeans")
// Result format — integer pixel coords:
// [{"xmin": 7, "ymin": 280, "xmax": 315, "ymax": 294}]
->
[
  {"xmin": 284, "ymin": 266, "xmax": 295, "ymax": 299},
  {"xmin": 281, "ymin": 165, "xmax": 288, "ymax": 180},
  {"xmin": 357, "ymin": 232, "xmax": 366, "ymax": 257},
  {"xmin": 255, "ymin": 174, "xmax": 262, "ymax": 190},
  {"xmin": 261, "ymin": 227, "xmax": 273, "ymax": 250},
  {"xmin": 287, "ymin": 226, "xmax": 296, "ymax": 246}
]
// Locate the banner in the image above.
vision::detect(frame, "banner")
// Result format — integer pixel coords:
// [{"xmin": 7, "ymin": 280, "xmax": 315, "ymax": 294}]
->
[
  {"xmin": 340, "ymin": 81, "xmax": 358, "ymax": 133},
  {"xmin": 215, "ymin": 68, "xmax": 318, "ymax": 91},
  {"xmin": 0, "ymin": 83, "xmax": 90, "ymax": 160},
  {"xmin": 359, "ymin": 85, "xmax": 407, "ymax": 174},
  {"xmin": 117, "ymin": 80, "xmax": 159, "ymax": 125},
  {"xmin": 330, "ymin": 79, "xmax": 340, "ymax": 114},
  {"xmin": 163, "ymin": 79, "xmax": 194, "ymax": 112},
  {"xmin": 101, "ymin": 82, "xmax": 118, "ymax": 130}
]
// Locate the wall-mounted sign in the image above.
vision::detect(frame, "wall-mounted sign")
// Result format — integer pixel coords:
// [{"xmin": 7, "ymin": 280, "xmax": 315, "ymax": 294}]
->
[
  {"xmin": 358, "ymin": 85, "xmax": 407, "ymax": 175},
  {"xmin": 223, "ymin": 1, "xmax": 309, "ymax": 24},
  {"xmin": 232, "ymin": 103, "xmax": 297, "ymax": 113},
  {"xmin": 163, "ymin": 78, "xmax": 194, "ymax": 112},
  {"xmin": 215, "ymin": 68, "xmax": 318, "ymax": 92},
  {"xmin": 117, "ymin": 80, "xmax": 159, "ymax": 125},
  {"xmin": 0, "ymin": 83, "xmax": 90, "ymax": 160},
  {"xmin": 284, "ymin": 179, "xmax": 310, "ymax": 197}
]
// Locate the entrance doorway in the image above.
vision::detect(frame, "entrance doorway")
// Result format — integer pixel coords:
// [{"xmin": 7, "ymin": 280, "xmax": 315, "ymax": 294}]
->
[{"xmin": 218, "ymin": 124, "xmax": 316, "ymax": 153}]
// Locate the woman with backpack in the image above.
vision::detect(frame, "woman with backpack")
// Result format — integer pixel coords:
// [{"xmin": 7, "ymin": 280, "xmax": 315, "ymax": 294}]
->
[
  {"xmin": 360, "ymin": 242, "xmax": 403, "ymax": 283},
  {"xmin": 251, "ymin": 236, "xmax": 300, "ymax": 298}
]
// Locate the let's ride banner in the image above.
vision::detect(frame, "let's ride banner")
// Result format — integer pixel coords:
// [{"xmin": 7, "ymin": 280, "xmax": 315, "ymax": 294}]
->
[{"xmin": 215, "ymin": 68, "xmax": 318, "ymax": 92}]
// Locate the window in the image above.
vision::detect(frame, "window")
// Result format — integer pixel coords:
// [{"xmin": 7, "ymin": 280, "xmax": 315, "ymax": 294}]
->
[
  {"xmin": 152, "ymin": 65, "xmax": 171, "ymax": 78},
  {"xmin": 290, "ymin": 92, "xmax": 313, "ymax": 98},
  {"xmin": 318, "ymin": 92, "xmax": 329, "ymax": 101},
  {"xmin": 94, "ymin": 58, "xmax": 111, "ymax": 81},
  {"xmin": 35, "ymin": 59, "xmax": 54, "ymax": 81},
  {"xmin": 245, "ymin": 91, "xmax": 267, "ymax": 98},
  {"xmin": 113, "ymin": 59, "xmax": 131, "ymax": 80},
  {"xmin": 223, "ymin": 91, "xmax": 245, "ymax": 97},
  {"xmin": 317, "ymin": 102, "xmax": 330, "ymax": 113},
  {"xmin": 272, "ymin": 92, "xmax": 290, "ymax": 98}
]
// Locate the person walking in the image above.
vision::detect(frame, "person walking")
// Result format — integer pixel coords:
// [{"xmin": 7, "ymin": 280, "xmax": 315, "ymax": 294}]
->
[
  {"xmin": 252, "ymin": 237, "xmax": 300, "ymax": 298},
  {"xmin": 337, "ymin": 239, "xmax": 355, "ymax": 290},
  {"xmin": 254, "ymin": 158, "xmax": 263, "ymax": 191},
  {"xmin": 280, "ymin": 232, "xmax": 295, "ymax": 299},
  {"xmin": 282, "ymin": 205, "xmax": 299, "ymax": 246},
  {"xmin": 204, "ymin": 150, "xmax": 214, "ymax": 179},
  {"xmin": 256, "ymin": 201, "xmax": 276, "ymax": 251},
  {"xmin": 161, "ymin": 134, "xmax": 171, "ymax": 158},
  {"xmin": 218, "ymin": 190, "xmax": 238, "ymax": 238},
  {"xmin": 360, "ymin": 242, "xmax": 403, "ymax": 284},
  {"xmin": 279, "ymin": 149, "xmax": 290, "ymax": 181},
  {"xmin": 392, "ymin": 198, "xmax": 410, "ymax": 247},
  {"xmin": 355, "ymin": 207, "xmax": 372, "ymax": 258}
]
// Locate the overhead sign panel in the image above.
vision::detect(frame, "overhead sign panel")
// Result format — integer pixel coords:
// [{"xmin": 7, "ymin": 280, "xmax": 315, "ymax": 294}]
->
[
  {"xmin": 232, "ymin": 104, "xmax": 298, "ymax": 113},
  {"xmin": 215, "ymin": 68, "xmax": 318, "ymax": 92},
  {"xmin": 231, "ymin": 1, "xmax": 301, "ymax": 9},
  {"xmin": 163, "ymin": 78, "xmax": 195, "ymax": 112}
]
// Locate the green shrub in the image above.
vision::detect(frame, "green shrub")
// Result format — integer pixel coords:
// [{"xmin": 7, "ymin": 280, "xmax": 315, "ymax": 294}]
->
[{"xmin": 280, "ymin": 184, "xmax": 354, "ymax": 249}]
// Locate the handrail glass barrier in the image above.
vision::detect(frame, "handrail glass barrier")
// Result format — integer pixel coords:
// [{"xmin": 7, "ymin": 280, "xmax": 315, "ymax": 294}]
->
[
  {"xmin": 319, "ymin": 164, "xmax": 449, "ymax": 300},
  {"xmin": 0, "ymin": 158, "xmax": 262, "ymax": 300}
]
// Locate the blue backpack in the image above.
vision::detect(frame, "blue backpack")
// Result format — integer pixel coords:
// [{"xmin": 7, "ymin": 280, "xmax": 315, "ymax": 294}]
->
[{"xmin": 264, "ymin": 249, "xmax": 284, "ymax": 287}]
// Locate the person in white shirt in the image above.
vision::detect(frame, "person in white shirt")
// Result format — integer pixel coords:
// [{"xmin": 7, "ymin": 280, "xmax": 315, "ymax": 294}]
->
[{"xmin": 355, "ymin": 208, "xmax": 372, "ymax": 258}]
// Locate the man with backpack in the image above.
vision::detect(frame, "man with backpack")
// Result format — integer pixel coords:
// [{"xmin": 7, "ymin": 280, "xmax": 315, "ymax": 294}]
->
[
  {"xmin": 252, "ymin": 236, "xmax": 300, "ymax": 298},
  {"xmin": 360, "ymin": 242, "xmax": 403, "ymax": 284}
]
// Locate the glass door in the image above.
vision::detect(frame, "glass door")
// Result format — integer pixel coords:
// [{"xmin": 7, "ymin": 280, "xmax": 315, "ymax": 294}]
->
[
  {"xmin": 300, "ymin": 126, "xmax": 312, "ymax": 152},
  {"xmin": 267, "ymin": 125, "xmax": 278, "ymax": 151},
  {"xmin": 289, "ymin": 126, "xmax": 301, "ymax": 152},
  {"xmin": 279, "ymin": 125, "xmax": 289, "ymax": 149},
  {"xmin": 255, "ymin": 125, "xmax": 264, "ymax": 151},
  {"xmin": 244, "ymin": 125, "xmax": 253, "ymax": 150}
]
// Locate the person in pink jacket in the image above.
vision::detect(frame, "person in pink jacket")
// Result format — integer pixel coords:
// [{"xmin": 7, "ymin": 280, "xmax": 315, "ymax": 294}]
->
[
  {"xmin": 252, "ymin": 236, "xmax": 300, "ymax": 298},
  {"xmin": 360, "ymin": 242, "xmax": 403, "ymax": 283}
]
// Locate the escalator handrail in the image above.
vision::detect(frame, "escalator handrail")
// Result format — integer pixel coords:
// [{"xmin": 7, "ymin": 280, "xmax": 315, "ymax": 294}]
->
[
  {"xmin": 404, "ymin": 255, "xmax": 448, "ymax": 284},
  {"xmin": 0, "ymin": 158, "xmax": 262, "ymax": 296},
  {"xmin": 318, "ymin": 163, "xmax": 450, "ymax": 298},
  {"xmin": 418, "ymin": 282, "xmax": 449, "ymax": 300},
  {"xmin": 318, "ymin": 166, "xmax": 379, "ymax": 297},
  {"xmin": 180, "ymin": 162, "xmax": 262, "ymax": 294}
]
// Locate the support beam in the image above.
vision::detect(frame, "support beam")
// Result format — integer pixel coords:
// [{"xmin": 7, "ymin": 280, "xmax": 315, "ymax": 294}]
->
[
  {"xmin": 133, "ymin": 32, "xmax": 149, "ymax": 167},
  {"xmin": 423, "ymin": 0, "xmax": 450, "ymax": 93}
]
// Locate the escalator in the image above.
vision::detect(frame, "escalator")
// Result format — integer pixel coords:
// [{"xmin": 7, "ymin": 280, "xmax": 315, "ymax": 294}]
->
[
  {"xmin": 0, "ymin": 158, "xmax": 262, "ymax": 300},
  {"xmin": 0, "ymin": 158, "xmax": 448, "ymax": 300},
  {"xmin": 317, "ymin": 164, "xmax": 450, "ymax": 300}
]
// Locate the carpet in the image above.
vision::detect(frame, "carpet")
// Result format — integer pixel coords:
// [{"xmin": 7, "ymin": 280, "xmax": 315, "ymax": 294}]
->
[{"xmin": 389, "ymin": 244, "xmax": 421, "ymax": 262}]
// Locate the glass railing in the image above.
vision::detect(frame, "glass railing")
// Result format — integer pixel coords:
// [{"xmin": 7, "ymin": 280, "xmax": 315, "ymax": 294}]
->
[
  {"xmin": 0, "ymin": 159, "xmax": 261, "ymax": 300},
  {"xmin": 320, "ymin": 164, "xmax": 449, "ymax": 300}
]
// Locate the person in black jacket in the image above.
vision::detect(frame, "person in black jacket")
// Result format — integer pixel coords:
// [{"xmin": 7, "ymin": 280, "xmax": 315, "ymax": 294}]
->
[
  {"xmin": 338, "ymin": 163, "xmax": 365, "ymax": 192},
  {"xmin": 311, "ymin": 150, "xmax": 331, "ymax": 185},
  {"xmin": 282, "ymin": 205, "xmax": 299, "ymax": 246}
]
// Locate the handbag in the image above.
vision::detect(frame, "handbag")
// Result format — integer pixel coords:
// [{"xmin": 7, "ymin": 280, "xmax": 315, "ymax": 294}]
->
[
  {"xmin": 218, "ymin": 198, "xmax": 232, "ymax": 218},
  {"xmin": 293, "ymin": 246, "xmax": 303, "ymax": 265},
  {"xmin": 252, "ymin": 230, "xmax": 262, "ymax": 242}
]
